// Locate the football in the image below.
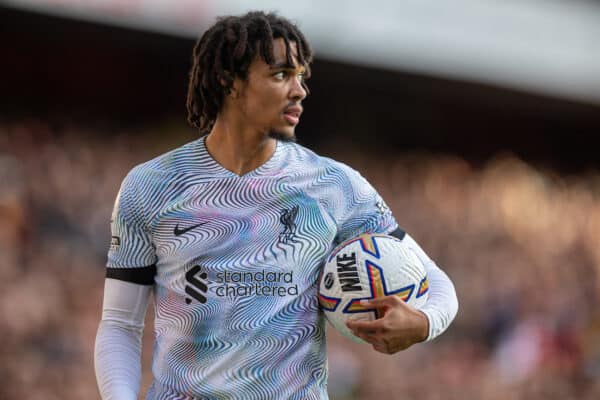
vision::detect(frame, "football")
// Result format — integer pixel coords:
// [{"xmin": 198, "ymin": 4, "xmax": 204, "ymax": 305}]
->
[{"xmin": 318, "ymin": 233, "xmax": 429, "ymax": 343}]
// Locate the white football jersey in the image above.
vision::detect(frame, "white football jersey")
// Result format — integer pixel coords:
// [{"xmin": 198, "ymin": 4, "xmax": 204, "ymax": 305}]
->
[{"xmin": 107, "ymin": 137, "xmax": 397, "ymax": 399}]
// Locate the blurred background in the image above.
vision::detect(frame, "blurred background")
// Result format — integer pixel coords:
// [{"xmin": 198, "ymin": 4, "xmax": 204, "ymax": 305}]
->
[{"xmin": 1, "ymin": 1, "xmax": 600, "ymax": 399}]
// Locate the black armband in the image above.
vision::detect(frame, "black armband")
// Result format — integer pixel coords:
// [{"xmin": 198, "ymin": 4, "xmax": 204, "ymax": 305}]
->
[
  {"xmin": 106, "ymin": 265, "xmax": 156, "ymax": 285},
  {"xmin": 389, "ymin": 227, "xmax": 406, "ymax": 240}
]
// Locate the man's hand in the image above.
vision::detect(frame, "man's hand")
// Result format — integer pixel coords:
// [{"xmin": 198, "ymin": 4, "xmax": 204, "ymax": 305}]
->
[{"xmin": 345, "ymin": 295, "xmax": 429, "ymax": 354}]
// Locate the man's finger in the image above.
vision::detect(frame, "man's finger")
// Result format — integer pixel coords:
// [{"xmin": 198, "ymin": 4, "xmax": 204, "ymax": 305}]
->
[
  {"xmin": 354, "ymin": 332, "xmax": 377, "ymax": 344},
  {"xmin": 346, "ymin": 317, "xmax": 385, "ymax": 331},
  {"xmin": 372, "ymin": 343, "xmax": 391, "ymax": 354},
  {"xmin": 359, "ymin": 295, "xmax": 405, "ymax": 309}
]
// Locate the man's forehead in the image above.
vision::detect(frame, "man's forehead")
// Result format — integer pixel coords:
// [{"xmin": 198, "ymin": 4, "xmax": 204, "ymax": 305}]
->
[
  {"xmin": 271, "ymin": 39, "xmax": 302, "ymax": 69},
  {"xmin": 273, "ymin": 38, "xmax": 297, "ymax": 54}
]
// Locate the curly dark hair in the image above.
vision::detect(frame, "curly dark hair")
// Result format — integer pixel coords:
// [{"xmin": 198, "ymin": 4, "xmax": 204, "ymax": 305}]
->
[{"xmin": 186, "ymin": 11, "xmax": 313, "ymax": 134}]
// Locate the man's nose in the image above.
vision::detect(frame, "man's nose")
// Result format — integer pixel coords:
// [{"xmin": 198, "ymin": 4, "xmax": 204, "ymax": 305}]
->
[{"xmin": 290, "ymin": 76, "xmax": 307, "ymax": 101}]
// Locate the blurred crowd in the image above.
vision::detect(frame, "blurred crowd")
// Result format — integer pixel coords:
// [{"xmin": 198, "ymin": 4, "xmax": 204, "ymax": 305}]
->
[{"xmin": 1, "ymin": 120, "xmax": 599, "ymax": 399}]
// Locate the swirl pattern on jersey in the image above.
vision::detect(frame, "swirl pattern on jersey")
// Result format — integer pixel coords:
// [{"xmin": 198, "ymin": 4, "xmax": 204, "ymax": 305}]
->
[{"xmin": 107, "ymin": 138, "xmax": 397, "ymax": 399}]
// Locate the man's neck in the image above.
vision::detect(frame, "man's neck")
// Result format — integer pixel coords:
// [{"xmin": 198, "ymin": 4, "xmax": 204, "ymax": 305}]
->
[{"xmin": 205, "ymin": 118, "xmax": 277, "ymax": 176}]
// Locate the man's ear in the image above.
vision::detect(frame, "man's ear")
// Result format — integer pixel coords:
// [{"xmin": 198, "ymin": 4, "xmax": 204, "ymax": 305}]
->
[
  {"xmin": 230, "ymin": 77, "xmax": 244, "ymax": 100},
  {"xmin": 230, "ymin": 85, "xmax": 239, "ymax": 99},
  {"xmin": 220, "ymin": 71, "xmax": 239, "ymax": 99}
]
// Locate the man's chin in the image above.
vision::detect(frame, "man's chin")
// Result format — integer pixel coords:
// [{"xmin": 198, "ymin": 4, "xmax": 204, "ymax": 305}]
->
[{"xmin": 268, "ymin": 129, "xmax": 297, "ymax": 143}]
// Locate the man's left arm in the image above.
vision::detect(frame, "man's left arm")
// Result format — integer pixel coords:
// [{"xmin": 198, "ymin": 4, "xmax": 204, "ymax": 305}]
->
[{"xmin": 346, "ymin": 232, "xmax": 458, "ymax": 354}]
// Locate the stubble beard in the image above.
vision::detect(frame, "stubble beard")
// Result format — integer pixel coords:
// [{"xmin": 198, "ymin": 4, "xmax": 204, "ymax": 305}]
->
[{"xmin": 268, "ymin": 129, "xmax": 297, "ymax": 143}]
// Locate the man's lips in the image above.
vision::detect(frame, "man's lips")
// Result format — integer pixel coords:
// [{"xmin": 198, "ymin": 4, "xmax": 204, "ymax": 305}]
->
[{"xmin": 283, "ymin": 105, "xmax": 303, "ymax": 125}]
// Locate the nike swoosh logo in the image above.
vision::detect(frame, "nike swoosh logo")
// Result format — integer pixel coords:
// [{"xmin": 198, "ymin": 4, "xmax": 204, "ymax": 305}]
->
[{"xmin": 174, "ymin": 222, "xmax": 207, "ymax": 236}]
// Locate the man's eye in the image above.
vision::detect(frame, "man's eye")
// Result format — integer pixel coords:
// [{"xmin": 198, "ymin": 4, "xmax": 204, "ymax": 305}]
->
[
  {"xmin": 273, "ymin": 71, "xmax": 285, "ymax": 80},
  {"xmin": 298, "ymin": 73, "xmax": 306, "ymax": 83}
]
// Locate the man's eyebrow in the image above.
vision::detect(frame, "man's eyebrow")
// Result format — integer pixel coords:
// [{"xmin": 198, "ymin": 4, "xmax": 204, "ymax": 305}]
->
[{"xmin": 270, "ymin": 61, "xmax": 305, "ymax": 71}]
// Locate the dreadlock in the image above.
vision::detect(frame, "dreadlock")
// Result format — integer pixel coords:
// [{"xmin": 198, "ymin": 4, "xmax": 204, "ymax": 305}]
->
[{"xmin": 186, "ymin": 11, "xmax": 313, "ymax": 134}]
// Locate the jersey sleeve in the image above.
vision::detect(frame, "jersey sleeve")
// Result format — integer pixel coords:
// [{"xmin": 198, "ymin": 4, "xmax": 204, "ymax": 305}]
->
[
  {"xmin": 95, "ymin": 279, "xmax": 152, "ymax": 400},
  {"xmin": 107, "ymin": 169, "xmax": 157, "ymax": 285},
  {"xmin": 329, "ymin": 163, "xmax": 398, "ymax": 244},
  {"xmin": 403, "ymin": 234, "xmax": 459, "ymax": 341}
]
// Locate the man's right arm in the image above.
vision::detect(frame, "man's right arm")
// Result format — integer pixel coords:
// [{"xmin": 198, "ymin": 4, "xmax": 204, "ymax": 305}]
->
[
  {"xmin": 96, "ymin": 168, "xmax": 157, "ymax": 399},
  {"xmin": 95, "ymin": 278, "xmax": 152, "ymax": 400}
]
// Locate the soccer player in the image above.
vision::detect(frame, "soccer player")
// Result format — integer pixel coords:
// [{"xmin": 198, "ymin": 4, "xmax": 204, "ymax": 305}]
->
[{"xmin": 95, "ymin": 11, "xmax": 458, "ymax": 400}]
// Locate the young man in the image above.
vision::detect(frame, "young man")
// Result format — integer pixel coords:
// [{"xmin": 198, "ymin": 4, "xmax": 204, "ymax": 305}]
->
[{"xmin": 95, "ymin": 11, "xmax": 458, "ymax": 400}]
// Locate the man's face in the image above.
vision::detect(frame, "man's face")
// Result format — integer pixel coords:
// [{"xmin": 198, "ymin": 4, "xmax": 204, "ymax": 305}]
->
[{"xmin": 232, "ymin": 38, "xmax": 308, "ymax": 141}]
